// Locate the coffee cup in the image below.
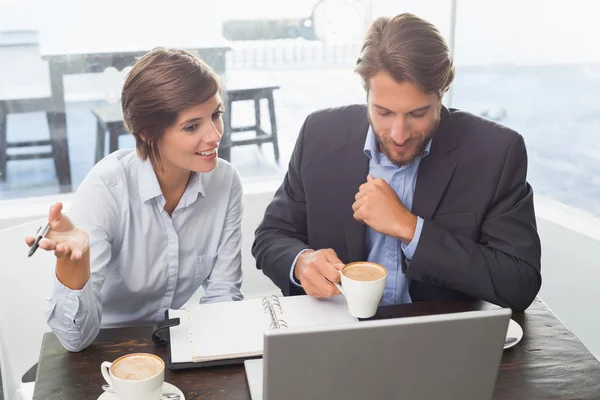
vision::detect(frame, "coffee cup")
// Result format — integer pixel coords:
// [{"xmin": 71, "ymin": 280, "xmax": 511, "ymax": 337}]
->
[
  {"xmin": 334, "ymin": 261, "xmax": 387, "ymax": 318},
  {"xmin": 101, "ymin": 353, "xmax": 165, "ymax": 400}
]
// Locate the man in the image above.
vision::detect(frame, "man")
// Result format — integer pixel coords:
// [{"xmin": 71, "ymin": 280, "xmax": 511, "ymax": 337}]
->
[{"xmin": 252, "ymin": 13, "xmax": 541, "ymax": 311}]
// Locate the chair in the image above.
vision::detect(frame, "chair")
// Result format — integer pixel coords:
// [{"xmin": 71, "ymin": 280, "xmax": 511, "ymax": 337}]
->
[
  {"xmin": 0, "ymin": 58, "xmax": 71, "ymax": 191},
  {"xmin": 221, "ymin": 84, "xmax": 280, "ymax": 163},
  {"xmin": 92, "ymin": 66, "xmax": 132, "ymax": 164},
  {"xmin": 0, "ymin": 219, "xmax": 56, "ymax": 400},
  {"xmin": 91, "ymin": 84, "xmax": 282, "ymax": 165},
  {"xmin": 92, "ymin": 103, "xmax": 128, "ymax": 164}
]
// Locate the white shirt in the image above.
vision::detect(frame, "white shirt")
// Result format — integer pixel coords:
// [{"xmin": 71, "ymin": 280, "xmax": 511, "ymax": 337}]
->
[{"xmin": 45, "ymin": 150, "xmax": 243, "ymax": 351}]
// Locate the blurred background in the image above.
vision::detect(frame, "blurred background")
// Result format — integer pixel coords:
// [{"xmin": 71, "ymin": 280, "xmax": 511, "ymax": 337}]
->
[{"xmin": 1, "ymin": 0, "xmax": 599, "ymax": 214}]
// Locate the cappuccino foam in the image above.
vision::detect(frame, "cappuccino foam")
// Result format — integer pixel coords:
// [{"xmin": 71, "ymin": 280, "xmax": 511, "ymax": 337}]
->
[
  {"xmin": 343, "ymin": 263, "xmax": 386, "ymax": 282},
  {"xmin": 111, "ymin": 354, "xmax": 163, "ymax": 381}
]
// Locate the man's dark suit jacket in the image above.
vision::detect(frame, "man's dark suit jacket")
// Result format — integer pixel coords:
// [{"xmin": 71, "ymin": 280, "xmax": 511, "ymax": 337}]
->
[{"xmin": 252, "ymin": 105, "xmax": 541, "ymax": 311}]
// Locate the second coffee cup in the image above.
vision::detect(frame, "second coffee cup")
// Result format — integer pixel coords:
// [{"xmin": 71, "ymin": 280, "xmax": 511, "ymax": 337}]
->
[{"xmin": 334, "ymin": 261, "xmax": 387, "ymax": 318}]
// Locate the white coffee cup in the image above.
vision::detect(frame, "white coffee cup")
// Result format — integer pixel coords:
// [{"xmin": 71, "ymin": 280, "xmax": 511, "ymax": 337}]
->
[
  {"xmin": 334, "ymin": 262, "xmax": 387, "ymax": 318},
  {"xmin": 101, "ymin": 353, "xmax": 165, "ymax": 400}
]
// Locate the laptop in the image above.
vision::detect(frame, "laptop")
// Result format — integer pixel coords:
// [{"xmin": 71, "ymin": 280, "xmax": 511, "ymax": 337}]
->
[{"xmin": 245, "ymin": 307, "xmax": 511, "ymax": 400}]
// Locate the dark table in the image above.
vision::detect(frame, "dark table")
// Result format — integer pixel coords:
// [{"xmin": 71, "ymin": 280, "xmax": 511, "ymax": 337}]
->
[{"xmin": 32, "ymin": 298, "xmax": 600, "ymax": 399}]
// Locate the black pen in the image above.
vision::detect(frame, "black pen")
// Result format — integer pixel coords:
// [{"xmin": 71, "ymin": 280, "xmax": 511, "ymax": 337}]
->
[{"xmin": 28, "ymin": 221, "xmax": 51, "ymax": 257}]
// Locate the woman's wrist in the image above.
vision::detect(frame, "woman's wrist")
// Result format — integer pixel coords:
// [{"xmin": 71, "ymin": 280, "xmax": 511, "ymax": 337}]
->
[{"xmin": 56, "ymin": 250, "xmax": 91, "ymax": 290}]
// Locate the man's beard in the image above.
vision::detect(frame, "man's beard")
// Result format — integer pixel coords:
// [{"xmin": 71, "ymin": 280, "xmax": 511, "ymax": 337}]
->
[{"xmin": 369, "ymin": 111, "xmax": 440, "ymax": 168}]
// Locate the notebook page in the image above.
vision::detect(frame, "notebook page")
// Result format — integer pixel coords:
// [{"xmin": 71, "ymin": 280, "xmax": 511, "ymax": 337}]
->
[
  {"xmin": 184, "ymin": 295, "xmax": 358, "ymax": 363},
  {"xmin": 279, "ymin": 295, "xmax": 358, "ymax": 328},
  {"xmin": 168, "ymin": 309, "xmax": 194, "ymax": 364},
  {"xmin": 188, "ymin": 298, "xmax": 272, "ymax": 362}
]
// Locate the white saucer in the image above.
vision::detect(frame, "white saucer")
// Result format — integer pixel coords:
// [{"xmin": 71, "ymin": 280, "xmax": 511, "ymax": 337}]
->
[
  {"xmin": 504, "ymin": 319, "xmax": 523, "ymax": 349},
  {"xmin": 97, "ymin": 382, "xmax": 185, "ymax": 399}
]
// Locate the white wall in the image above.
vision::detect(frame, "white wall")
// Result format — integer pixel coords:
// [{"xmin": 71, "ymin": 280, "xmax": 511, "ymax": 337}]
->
[{"xmin": 535, "ymin": 196, "xmax": 600, "ymax": 360}]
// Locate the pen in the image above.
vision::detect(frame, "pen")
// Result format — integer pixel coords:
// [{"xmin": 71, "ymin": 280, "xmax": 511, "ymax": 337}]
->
[{"xmin": 28, "ymin": 221, "xmax": 51, "ymax": 257}]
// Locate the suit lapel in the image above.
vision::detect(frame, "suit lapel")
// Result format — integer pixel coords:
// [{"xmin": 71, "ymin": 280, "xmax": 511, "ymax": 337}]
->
[
  {"xmin": 340, "ymin": 108, "xmax": 370, "ymax": 262},
  {"xmin": 412, "ymin": 107, "xmax": 459, "ymax": 220}
]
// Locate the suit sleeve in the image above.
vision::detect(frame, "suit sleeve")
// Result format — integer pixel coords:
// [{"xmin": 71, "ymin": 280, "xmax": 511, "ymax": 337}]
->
[
  {"xmin": 407, "ymin": 134, "xmax": 542, "ymax": 311},
  {"xmin": 252, "ymin": 117, "xmax": 311, "ymax": 296}
]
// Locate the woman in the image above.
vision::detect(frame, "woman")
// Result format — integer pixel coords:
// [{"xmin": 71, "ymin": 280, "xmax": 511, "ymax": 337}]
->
[{"xmin": 26, "ymin": 47, "xmax": 243, "ymax": 352}]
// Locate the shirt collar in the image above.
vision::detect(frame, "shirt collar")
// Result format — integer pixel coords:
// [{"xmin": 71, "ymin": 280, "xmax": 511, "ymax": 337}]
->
[
  {"xmin": 138, "ymin": 157, "xmax": 163, "ymax": 202},
  {"xmin": 178, "ymin": 170, "xmax": 205, "ymax": 208},
  {"xmin": 137, "ymin": 156, "xmax": 205, "ymax": 204},
  {"xmin": 363, "ymin": 126, "xmax": 433, "ymax": 166}
]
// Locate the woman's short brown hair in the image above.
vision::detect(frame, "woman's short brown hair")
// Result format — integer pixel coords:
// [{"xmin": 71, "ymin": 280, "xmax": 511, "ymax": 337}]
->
[
  {"xmin": 121, "ymin": 47, "xmax": 221, "ymax": 168},
  {"xmin": 355, "ymin": 13, "xmax": 455, "ymax": 96}
]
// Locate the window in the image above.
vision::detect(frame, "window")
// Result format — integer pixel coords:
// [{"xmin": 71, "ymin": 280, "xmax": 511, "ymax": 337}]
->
[
  {"xmin": 1, "ymin": 0, "xmax": 599, "ymax": 219},
  {"xmin": 0, "ymin": 0, "xmax": 372, "ymax": 200},
  {"xmin": 451, "ymin": 0, "xmax": 600, "ymax": 216}
]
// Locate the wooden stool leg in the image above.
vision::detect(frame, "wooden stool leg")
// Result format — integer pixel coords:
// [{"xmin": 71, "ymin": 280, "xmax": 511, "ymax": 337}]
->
[
  {"xmin": 46, "ymin": 111, "xmax": 72, "ymax": 193},
  {"xmin": 267, "ymin": 92, "xmax": 280, "ymax": 164},
  {"xmin": 254, "ymin": 97, "xmax": 264, "ymax": 150},
  {"xmin": 220, "ymin": 97, "xmax": 233, "ymax": 162},
  {"xmin": 109, "ymin": 124, "xmax": 119, "ymax": 155},
  {"xmin": 0, "ymin": 104, "xmax": 7, "ymax": 182},
  {"xmin": 95, "ymin": 120, "xmax": 106, "ymax": 164},
  {"xmin": 254, "ymin": 97, "xmax": 262, "ymax": 129}
]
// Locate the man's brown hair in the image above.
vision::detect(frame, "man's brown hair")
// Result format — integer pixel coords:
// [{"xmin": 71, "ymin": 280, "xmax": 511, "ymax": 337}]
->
[
  {"xmin": 121, "ymin": 47, "xmax": 221, "ymax": 168},
  {"xmin": 355, "ymin": 13, "xmax": 455, "ymax": 97}
]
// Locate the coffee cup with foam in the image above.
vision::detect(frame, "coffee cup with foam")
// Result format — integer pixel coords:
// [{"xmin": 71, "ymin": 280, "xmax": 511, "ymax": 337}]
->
[
  {"xmin": 101, "ymin": 353, "xmax": 165, "ymax": 400},
  {"xmin": 334, "ymin": 261, "xmax": 387, "ymax": 318}
]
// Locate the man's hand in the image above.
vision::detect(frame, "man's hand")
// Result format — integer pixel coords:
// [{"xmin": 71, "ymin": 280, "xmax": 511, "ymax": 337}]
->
[
  {"xmin": 294, "ymin": 249, "xmax": 344, "ymax": 298},
  {"xmin": 352, "ymin": 175, "xmax": 418, "ymax": 243}
]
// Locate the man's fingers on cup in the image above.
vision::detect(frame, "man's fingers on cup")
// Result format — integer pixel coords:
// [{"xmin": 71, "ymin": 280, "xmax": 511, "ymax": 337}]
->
[
  {"xmin": 330, "ymin": 284, "xmax": 342, "ymax": 296},
  {"xmin": 323, "ymin": 248, "xmax": 343, "ymax": 266},
  {"xmin": 320, "ymin": 279, "xmax": 340, "ymax": 297},
  {"xmin": 302, "ymin": 281, "xmax": 322, "ymax": 297},
  {"xmin": 332, "ymin": 262, "xmax": 345, "ymax": 271},
  {"xmin": 301, "ymin": 278, "xmax": 323, "ymax": 297},
  {"xmin": 305, "ymin": 272, "xmax": 338, "ymax": 298},
  {"xmin": 316, "ymin": 262, "xmax": 341, "ymax": 283},
  {"xmin": 300, "ymin": 266, "xmax": 323, "ymax": 288},
  {"xmin": 302, "ymin": 271, "xmax": 333, "ymax": 298}
]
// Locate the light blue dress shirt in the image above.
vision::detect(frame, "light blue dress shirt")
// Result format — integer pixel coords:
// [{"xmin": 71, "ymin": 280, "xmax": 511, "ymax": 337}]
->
[
  {"xmin": 363, "ymin": 127, "xmax": 431, "ymax": 305},
  {"xmin": 290, "ymin": 128, "xmax": 430, "ymax": 306},
  {"xmin": 46, "ymin": 150, "xmax": 243, "ymax": 351}
]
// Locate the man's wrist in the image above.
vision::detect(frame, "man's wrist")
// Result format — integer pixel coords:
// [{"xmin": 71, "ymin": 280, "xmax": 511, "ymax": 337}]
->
[
  {"xmin": 293, "ymin": 249, "xmax": 315, "ymax": 282},
  {"xmin": 394, "ymin": 213, "xmax": 418, "ymax": 244}
]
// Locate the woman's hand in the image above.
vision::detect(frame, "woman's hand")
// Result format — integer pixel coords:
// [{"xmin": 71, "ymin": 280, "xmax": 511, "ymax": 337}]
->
[{"xmin": 25, "ymin": 202, "xmax": 90, "ymax": 260}]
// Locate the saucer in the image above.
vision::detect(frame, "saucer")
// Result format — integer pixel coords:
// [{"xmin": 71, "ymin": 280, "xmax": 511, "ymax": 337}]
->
[
  {"xmin": 97, "ymin": 382, "xmax": 185, "ymax": 399},
  {"xmin": 504, "ymin": 319, "xmax": 523, "ymax": 349}
]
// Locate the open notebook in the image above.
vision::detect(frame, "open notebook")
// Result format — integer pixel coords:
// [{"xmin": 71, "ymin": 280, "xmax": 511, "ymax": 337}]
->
[{"xmin": 166, "ymin": 295, "xmax": 357, "ymax": 367}]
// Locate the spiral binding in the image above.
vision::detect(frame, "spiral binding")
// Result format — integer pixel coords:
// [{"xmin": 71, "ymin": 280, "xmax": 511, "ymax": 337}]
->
[{"xmin": 262, "ymin": 295, "xmax": 288, "ymax": 329}]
